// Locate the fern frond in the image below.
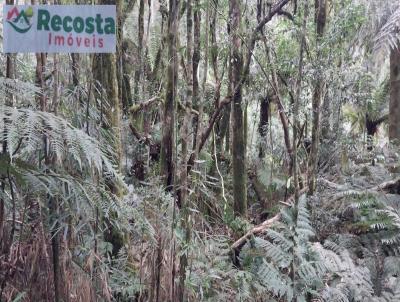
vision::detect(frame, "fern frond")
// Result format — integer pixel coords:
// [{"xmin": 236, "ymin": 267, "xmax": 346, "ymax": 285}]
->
[
  {"xmin": 296, "ymin": 195, "xmax": 315, "ymax": 239},
  {"xmin": 265, "ymin": 228, "xmax": 294, "ymax": 251},
  {"xmin": 251, "ymin": 237, "xmax": 291, "ymax": 268},
  {"xmin": 0, "ymin": 77, "xmax": 40, "ymax": 104},
  {"xmin": 374, "ymin": 4, "xmax": 400, "ymax": 52},
  {"xmin": 1, "ymin": 106, "xmax": 122, "ymax": 182},
  {"xmin": 256, "ymin": 259, "xmax": 291, "ymax": 299},
  {"xmin": 321, "ymin": 287, "xmax": 350, "ymax": 302}
]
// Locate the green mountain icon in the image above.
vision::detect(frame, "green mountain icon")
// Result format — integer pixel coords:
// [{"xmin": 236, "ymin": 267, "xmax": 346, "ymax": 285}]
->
[
  {"xmin": 7, "ymin": 9, "xmax": 33, "ymax": 33},
  {"xmin": 14, "ymin": 11, "xmax": 30, "ymax": 24}
]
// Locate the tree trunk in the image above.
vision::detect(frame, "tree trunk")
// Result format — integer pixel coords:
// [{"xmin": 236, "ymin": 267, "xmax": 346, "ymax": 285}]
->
[
  {"xmin": 266, "ymin": 48, "xmax": 293, "ymax": 164},
  {"xmin": 216, "ymin": 107, "xmax": 231, "ymax": 154},
  {"xmin": 191, "ymin": 1, "xmax": 201, "ymax": 150},
  {"xmin": 134, "ymin": 0, "xmax": 145, "ymax": 103},
  {"xmin": 389, "ymin": 46, "xmax": 400, "ymax": 144},
  {"xmin": 309, "ymin": 0, "xmax": 327, "ymax": 195},
  {"xmin": 69, "ymin": 0, "xmax": 82, "ymax": 108},
  {"xmin": 258, "ymin": 95, "xmax": 270, "ymax": 158},
  {"xmin": 320, "ymin": 90, "xmax": 330, "ymax": 140},
  {"xmin": 92, "ymin": 0, "xmax": 123, "ymax": 261},
  {"xmin": 0, "ymin": 5, "xmax": 14, "ymax": 291},
  {"xmin": 71, "ymin": 53, "xmax": 82, "ymax": 106},
  {"xmin": 293, "ymin": 0, "xmax": 308, "ymax": 202},
  {"xmin": 211, "ymin": 0, "xmax": 228, "ymax": 154},
  {"xmin": 229, "ymin": 0, "xmax": 247, "ymax": 216},
  {"xmin": 91, "ymin": 1, "xmax": 121, "ymax": 168},
  {"xmin": 178, "ymin": 0, "xmax": 193, "ymax": 298},
  {"xmin": 92, "ymin": 52, "xmax": 122, "ymax": 165},
  {"xmin": 119, "ymin": 1, "xmax": 136, "ymax": 113},
  {"xmin": 320, "ymin": 0, "xmax": 330, "ymax": 142},
  {"xmin": 35, "ymin": 47, "xmax": 64, "ymax": 302},
  {"xmin": 160, "ymin": 0, "xmax": 179, "ymax": 190}
]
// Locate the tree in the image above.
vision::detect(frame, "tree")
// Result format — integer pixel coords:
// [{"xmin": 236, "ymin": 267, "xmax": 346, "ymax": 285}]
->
[
  {"xmin": 177, "ymin": 0, "xmax": 193, "ymax": 298},
  {"xmin": 92, "ymin": 0, "xmax": 122, "ymax": 169},
  {"xmin": 229, "ymin": 0, "xmax": 247, "ymax": 216},
  {"xmin": 134, "ymin": 0, "xmax": 145, "ymax": 103},
  {"xmin": 389, "ymin": 46, "xmax": 400, "ymax": 144},
  {"xmin": 309, "ymin": 0, "xmax": 328, "ymax": 195},
  {"xmin": 7, "ymin": 0, "xmax": 400, "ymax": 301},
  {"xmin": 160, "ymin": 0, "xmax": 179, "ymax": 190},
  {"xmin": 258, "ymin": 95, "xmax": 271, "ymax": 158},
  {"xmin": 92, "ymin": 0, "xmax": 124, "ymax": 261},
  {"xmin": 293, "ymin": 0, "xmax": 308, "ymax": 202}
]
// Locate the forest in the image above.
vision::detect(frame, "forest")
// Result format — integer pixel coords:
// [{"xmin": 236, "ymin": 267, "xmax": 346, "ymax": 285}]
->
[{"xmin": 1, "ymin": 0, "xmax": 400, "ymax": 301}]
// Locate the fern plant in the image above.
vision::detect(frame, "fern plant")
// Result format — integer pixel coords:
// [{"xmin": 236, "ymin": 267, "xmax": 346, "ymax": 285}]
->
[
  {"xmin": 0, "ymin": 77, "xmax": 40, "ymax": 106},
  {"xmin": 0, "ymin": 104, "xmax": 126, "ymax": 240},
  {"xmin": 317, "ymin": 238, "xmax": 400, "ymax": 302},
  {"xmin": 239, "ymin": 195, "xmax": 329, "ymax": 301},
  {"xmin": 0, "ymin": 77, "xmax": 143, "ymax": 300},
  {"xmin": 373, "ymin": 3, "xmax": 400, "ymax": 52}
]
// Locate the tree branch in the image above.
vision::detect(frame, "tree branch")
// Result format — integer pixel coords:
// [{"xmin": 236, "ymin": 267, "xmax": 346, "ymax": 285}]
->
[
  {"xmin": 129, "ymin": 124, "xmax": 155, "ymax": 146},
  {"xmin": 129, "ymin": 96, "xmax": 163, "ymax": 115},
  {"xmin": 277, "ymin": 10, "xmax": 294, "ymax": 21}
]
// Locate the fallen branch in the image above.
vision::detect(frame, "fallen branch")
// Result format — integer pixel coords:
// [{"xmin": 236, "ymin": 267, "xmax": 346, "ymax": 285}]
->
[
  {"xmin": 231, "ymin": 214, "xmax": 281, "ymax": 252},
  {"xmin": 333, "ymin": 177, "xmax": 400, "ymax": 200},
  {"xmin": 231, "ymin": 185, "xmax": 308, "ymax": 265},
  {"xmin": 319, "ymin": 178, "xmax": 348, "ymax": 191},
  {"xmin": 232, "ymin": 188, "xmax": 309, "ymax": 252},
  {"xmin": 370, "ymin": 177, "xmax": 400, "ymax": 192}
]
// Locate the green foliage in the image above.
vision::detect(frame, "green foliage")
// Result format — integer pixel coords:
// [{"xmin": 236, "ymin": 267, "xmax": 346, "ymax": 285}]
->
[
  {"xmin": 239, "ymin": 195, "xmax": 328, "ymax": 301},
  {"xmin": 0, "ymin": 77, "xmax": 40, "ymax": 104},
  {"xmin": 370, "ymin": 78, "xmax": 390, "ymax": 116},
  {"xmin": 316, "ymin": 240, "xmax": 375, "ymax": 302},
  {"xmin": 373, "ymin": 3, "xmax": 400, "ymax": 52},
  {"xmin": 223, "ymin": 209, "xmax": 250, "ymax": 235},
  {"xmin": 2, "ymin": 0, "xmax": 400, "ymax": 300},
  {"xmin": 0, "ymin": 77, "xmax": 152, "ymax": 300},
  {"xmin": 317, "ymin": 238, "xmax": 400, "ymax": 302},
  {"xmin": 349, "ymin": 194, "xmax": 400, "ymax": 248}
]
